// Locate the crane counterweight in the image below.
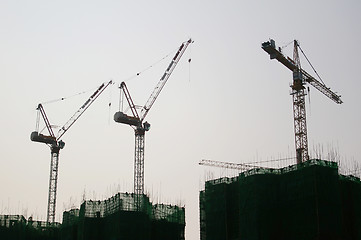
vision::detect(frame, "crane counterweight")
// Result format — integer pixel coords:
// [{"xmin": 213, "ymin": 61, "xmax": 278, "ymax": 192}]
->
[
  {"xmin": 30, "ymin": 131, "xmax": 57, "ymax": 146},
  {"xmin": 114, "ymin": 111, "xmax": 141, "ymax": 127}
]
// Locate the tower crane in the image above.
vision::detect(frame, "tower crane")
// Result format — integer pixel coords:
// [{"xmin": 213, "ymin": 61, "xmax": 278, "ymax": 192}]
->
[
  {"xmin": 199, "ymin": 158, "xmax": 295, "ymax": 171},
  {"xmin": 114, "ymin": 39, "xmax": 192, "ymax": 209},
  {"xmin": 30, "ymin": 80, "xmax": 112, "ymax": 224},
  {"xmin": 262, "ymin": 39, "xmax": 342, "ymax": 164},
  {"xmin": 199, "ymin": 159, "xmax": 265, "ymax": 171}
]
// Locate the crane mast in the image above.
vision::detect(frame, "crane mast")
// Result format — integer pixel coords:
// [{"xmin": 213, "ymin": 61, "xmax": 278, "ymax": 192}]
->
[
  {"xmin": 114, "ymin": 39, "xmax": 192, "ymax": 210},
  {"xmin": 262, "ymin": 39, "xmax": 342, "ymax": 164},
  {"xmin": 31, "ymin": 80, "xmax": 112, "ymax": 224},
  {"xmin": 291, "ymin": 40, "xmax": 309, "ymax": 163}
]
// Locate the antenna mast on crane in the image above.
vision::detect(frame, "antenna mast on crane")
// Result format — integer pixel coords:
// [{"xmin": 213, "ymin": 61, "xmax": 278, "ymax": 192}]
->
[
  {"xmin": 31, "ymin": 80, "xmax": 112, "ymax": 224},
  {"xmin": 262, "ymin": 39, "xmax": 342, "ymax": 164},
  {"xmin": 114, "ymin": 39, "xmax": 192, "ymax": 210}
]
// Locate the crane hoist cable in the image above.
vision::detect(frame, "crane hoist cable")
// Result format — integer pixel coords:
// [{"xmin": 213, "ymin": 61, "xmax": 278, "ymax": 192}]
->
[
  {"xmin": 298, "ymin": 44, "xmax": 326, "ymax": 86},
  {"xmin": 122, "ymin": 44, "xmax": 184, "ymax": 83},
  {"xmin": 40, "ymin": 85, "xmax": 101, "ymax": 105},
  {"xmin": 188, "ymin": 42, "xmax": 192, "ymax": 82},
  {"xmin": 280, "ymin": 40, "xmax": 294, "ymax": 50}
]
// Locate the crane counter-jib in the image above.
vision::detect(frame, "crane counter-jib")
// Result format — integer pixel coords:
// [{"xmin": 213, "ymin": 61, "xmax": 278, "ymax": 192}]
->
[{"xmin": 262, "ymin": 40, "xmax": 298, "ymax": 72}]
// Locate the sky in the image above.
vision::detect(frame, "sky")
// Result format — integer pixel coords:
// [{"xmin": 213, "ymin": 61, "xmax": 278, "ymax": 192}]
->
[{"xmin": 1, "ymin": 0, "xmax": 360, "ymax": 239}]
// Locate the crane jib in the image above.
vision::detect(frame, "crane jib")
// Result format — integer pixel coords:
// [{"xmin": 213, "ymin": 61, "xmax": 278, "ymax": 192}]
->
[
  {"xmin": 81, "ymin": 83, "xmax": 106, "ymax": 109},
  {"xmin": 262, "ymin": 39, "xmax": 342, "ymax": 105},
  {"xmin": 140, "ymin": 38, "xmax": 192, "ymax": 121},
  {"xmin": 57, "ymin": 80, "xmax": 112, "ymax": 139},
  {"xmin": 91, "ymin": 83, "xmax": 105, "ymax": 99},
  {"xmin": 166, "ymin": 61, "xmax": 174, "ymax": 72},
  {"xmin": 173, "ymin": 43, "xmax": 184, "ymax": 61}
]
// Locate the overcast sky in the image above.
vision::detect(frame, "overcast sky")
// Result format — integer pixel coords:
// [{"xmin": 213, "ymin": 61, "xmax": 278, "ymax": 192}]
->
[{"xmin": 1, "ymin": 1, "xmax": 360, "ymax": 239}]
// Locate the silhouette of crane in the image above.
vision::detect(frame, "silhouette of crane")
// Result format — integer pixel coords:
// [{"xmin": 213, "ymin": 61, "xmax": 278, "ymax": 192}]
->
[
  {"xmin": 30, "ymin": 80, "xmax": 112, "ymax": 224},
  {"xmin": 262, "ymin": 39, "xmax": 342, "ymax": 164},
  {"xmin": 114, "ymin": 39, "xmax": 192, "ymax": 210},
  {"xmin": 199, "ymin": 157, "xmax": 296, "ymax": 171},
  {"xmin": 199, "ymin": 159, "xmax": 266, "ymax": 171}
]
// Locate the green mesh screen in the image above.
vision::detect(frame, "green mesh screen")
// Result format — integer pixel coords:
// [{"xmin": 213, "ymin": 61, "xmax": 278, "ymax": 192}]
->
[
  {"xmin": 0, "ymin": 192, "xmax": 185, "ymax": 240},
  {"xmin": 200, "ymin": 159, "xmax": 361, "ymax": 240}
]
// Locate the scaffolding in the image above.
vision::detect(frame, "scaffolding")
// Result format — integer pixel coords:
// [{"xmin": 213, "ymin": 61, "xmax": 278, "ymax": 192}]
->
[
  {"xmin": 152, "ymin": 203, "xmax": 185, "ymax": 224},
  {"xmin": 0, "ymin": 215, "xmax": 60, "ymax": 240},
  {"xmin": 0, "ymin": 215, "xmax": 26, "ymax": 228},
  {"xmin": 62, "ymin": 209, "xmax": 80, "ymax": 227},
  {"xmin": 200, "ymin": 159, "xmax": 361, "ymax": 240},
  {"xmin": 79, "ymin": 192, "xmax": 152, "ymax": 218},
  {"xmin": 0, "ymin": 192, "xmax": 185, "ymax": 240},
  {"xmin": 63, "ymin": 192, "xmax": 185, "ymax": 240}
]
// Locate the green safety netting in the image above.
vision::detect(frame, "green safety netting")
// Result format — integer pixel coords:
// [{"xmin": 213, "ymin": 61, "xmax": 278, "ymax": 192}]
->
[
  {"xmin": 200, "ymin": 159, "xmax": 361, "ymax": 240},
  {"xmin": 1, "ymin": 192, "xmax": 185, "ymax": 240}
]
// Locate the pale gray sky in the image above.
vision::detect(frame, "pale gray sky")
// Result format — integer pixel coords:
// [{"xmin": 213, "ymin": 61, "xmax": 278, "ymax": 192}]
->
[{"xmin": 1, "ymin": 1, "xmax": 360, "ymax": 239}]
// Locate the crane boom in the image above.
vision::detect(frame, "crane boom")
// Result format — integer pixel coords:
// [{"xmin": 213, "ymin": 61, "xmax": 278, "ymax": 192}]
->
[
  {"xmin": 261, "ymin": 40, "xmax": 342, "ymax": 104},
  {"xmin": 301, "ymin": 69, "xmax": 342, "ymax": 104},
  {"xmin": 199, "ymin": 159, "xmax": 265, "ymax": 171},
  {"xmin": 57, "ymin": 80, "xmax": 113, "ymax": 140},
  {"xmin": 139, "ymin": 38, "xmax": 192, "ymax": 121}
]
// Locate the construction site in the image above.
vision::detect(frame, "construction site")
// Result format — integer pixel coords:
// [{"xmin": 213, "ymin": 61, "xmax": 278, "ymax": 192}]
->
[
  {"xmin": 200, "ymin": 159, "xmax": 361, "ymax": 240},
  {"xmin": 196, "ymin": 38, "xmax": 361, "ymax": 240},
  {"xmin": 1, "ymin": 36, "xmax": 359, "ymax": 240},
  {"xmin": 0, "ymin": 193, "xmax": 185, "ymax": 240},
  {"xmin": 0, "ymin": 39, "xmax": 192, "ymax": 240}
]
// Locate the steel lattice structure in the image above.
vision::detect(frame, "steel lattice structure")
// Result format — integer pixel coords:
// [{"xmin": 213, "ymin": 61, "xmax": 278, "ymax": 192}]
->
[
  {"xmin": 31, "ymin": 80, "xmax": 112, "ymax": 224},
  {"xmin": 114, "ymin": 39, "xmax": 192, "ymax": 210},
  {"xmin": 262, "ymin": 39, "xmax": 342, "ymax": 164},
  {"xmin": 47, "ymin": 146, "xmax": 60, "ymax": 223},
  {"xmin": 134, "ymin": 129, "xmax": 145, "ymax": 209}
]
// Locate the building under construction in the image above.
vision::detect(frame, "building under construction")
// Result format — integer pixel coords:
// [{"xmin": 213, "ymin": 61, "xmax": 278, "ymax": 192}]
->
[
  {"xmin": 200, "ymin": 159, "xmax": 361, "ymax": 240},
  {"xmin": 0, "ymin": 192, "xmax": 185, "ymax": 240},
  {"xmin": 0, "ymin": 215, "xmax": 60, "ymax": 240}
]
